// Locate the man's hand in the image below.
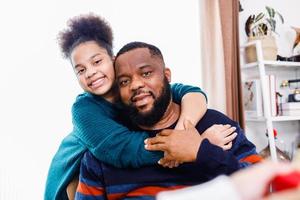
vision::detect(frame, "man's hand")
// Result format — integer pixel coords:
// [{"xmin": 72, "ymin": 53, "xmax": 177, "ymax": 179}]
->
[
  {"xmin": 145, "ymin": 120, "xmax": 202, "ymax": 164},
  {"xmin": 202, "ymin": 124, "xmax": 237, "ymax": 150}
]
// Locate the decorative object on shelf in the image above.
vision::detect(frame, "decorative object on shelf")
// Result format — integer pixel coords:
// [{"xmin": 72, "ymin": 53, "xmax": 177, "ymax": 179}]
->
[
  {"xmin": 288, "ymin": 78, "xmax": 300, "ymax": 103},
  {"xmin": 282, "ymin": 102, "xmax": 300, "ymax": 116},
  {"xmin": 288, "ymin": 89, "xmax": 300, "ymax": 102},
  {"xmin": 292, "ymin": 27, "xmax": 300, "ymax": 56},
  {"xmin": 259, "ymin": 129, "xmax": 291, "ymax": 162},
  {"xmin": 276, "ymin": 92, "xmax": 283, "ymax": 116},
  {"xmin": 296, "ymin": 136, "xmax": 300, "ymax": 153},
  {"xmin": 276, "ymin": 26, "xmax": 300, "ymax": 62},
  {"xmin": 243, "ymin": 79, "xmax": 263, "ymax": 117},
  {"xmin": 277, "ymin": 54, "xmax": 300, "ymax": 62},
  {"xmin": 267, "ymin": 74, "xmax": 277, "ymax": 116},
  {"xmin": 281, "ymin": 78, "xmax": 300, "ymax": 102},
  {"xmin": 280, "ymin": 80, "xmax": 289, "ymax": 87},
  {"xmin": 242, "ymin": 75, "xmax": 278, "ymax": 117},
  {"xmin": 239, "ymin": 1, "xmax": 243, "ymax": 12},
  {"xmin": 244, "ymin": 6, "xmax": 284, "ymax": 62}
]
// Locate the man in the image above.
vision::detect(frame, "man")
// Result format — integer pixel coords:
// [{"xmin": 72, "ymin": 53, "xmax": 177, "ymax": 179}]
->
[{"xmin": 75, "ymin": 42, "xmax": 261, "ymax": 199}]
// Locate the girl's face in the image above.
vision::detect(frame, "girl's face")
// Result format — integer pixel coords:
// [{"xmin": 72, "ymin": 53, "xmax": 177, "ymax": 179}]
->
[{"xmin": 71, "ymin": 41, "xmax": 115, "ymax": 99}]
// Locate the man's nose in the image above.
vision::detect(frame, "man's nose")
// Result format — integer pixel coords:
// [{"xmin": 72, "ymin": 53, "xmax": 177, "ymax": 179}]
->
[{"xmin": 130, "ymin": 76, "xmax": 144, "ymax": 91}]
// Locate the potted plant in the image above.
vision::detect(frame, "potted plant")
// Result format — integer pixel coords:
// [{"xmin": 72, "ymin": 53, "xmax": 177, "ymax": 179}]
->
[{"xmin": 245, "ymin": 6, "xmax": 284, "ymax": 62}]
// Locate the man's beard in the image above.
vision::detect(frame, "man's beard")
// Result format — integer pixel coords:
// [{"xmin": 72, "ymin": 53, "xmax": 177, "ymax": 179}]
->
[{"xmin": 122, "ymin": 77, "xmax": 171, "ymax": 127}]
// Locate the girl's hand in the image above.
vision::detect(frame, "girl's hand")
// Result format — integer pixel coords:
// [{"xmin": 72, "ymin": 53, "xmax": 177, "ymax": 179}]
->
[
  {"xmin": 201, "ymin": 124, "xmax": 237, "ymax": 150},
  {"xmin": 158, "ymin": 154, "xmax": 182, "ymax": 168}
]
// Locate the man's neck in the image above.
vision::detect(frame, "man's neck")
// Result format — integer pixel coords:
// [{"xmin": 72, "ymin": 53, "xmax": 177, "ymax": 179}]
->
[{"xmin": 139, "ymin": 102, "xmax": 180, "ymax": 130}]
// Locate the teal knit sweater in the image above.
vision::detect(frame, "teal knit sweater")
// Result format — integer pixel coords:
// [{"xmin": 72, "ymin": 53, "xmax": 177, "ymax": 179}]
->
[{"xmin": 44, "ymin": 83, "xmax": 205, "ymax": 200}]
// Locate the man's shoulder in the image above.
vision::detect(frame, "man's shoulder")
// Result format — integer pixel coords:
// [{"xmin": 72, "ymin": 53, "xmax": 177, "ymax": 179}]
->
[
  {"xmin": 196, "ymin": 109, "xmax": 238, "ymax": 132},
  {"xmin": 203, "ymin": 109, "xmax": 232, "ymax": 120}
]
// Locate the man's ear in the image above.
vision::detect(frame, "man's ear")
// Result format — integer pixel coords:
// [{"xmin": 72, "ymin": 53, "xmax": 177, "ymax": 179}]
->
[{"xmin": 164, "ymin": 67, "xmax": 171, "ymax": 83}]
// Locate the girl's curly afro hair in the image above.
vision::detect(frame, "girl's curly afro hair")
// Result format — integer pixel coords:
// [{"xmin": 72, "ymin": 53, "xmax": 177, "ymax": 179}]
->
[{"xmin": 58, "ymin": 13, "xmax": 113, "ymax": 58}]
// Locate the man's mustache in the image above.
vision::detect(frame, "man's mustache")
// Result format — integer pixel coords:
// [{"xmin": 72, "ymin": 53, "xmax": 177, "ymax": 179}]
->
[{"xmin": 130, "ymin": 89, "xmax": 155, "ymax": 103}]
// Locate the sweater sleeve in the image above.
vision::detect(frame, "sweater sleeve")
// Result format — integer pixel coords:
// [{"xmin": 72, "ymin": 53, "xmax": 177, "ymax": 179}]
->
[
  {"xmin": 171, "ymin": 83, "xmax": 207, "ymax": 104},
  {"xmin": 44, "ymin": 133, "xmax": 86, "ymax": 200},
  {"xmin": 194, "ymin": 109, "xmax": 262, "ymax": 176},
  {"xmin": 72, "ymin": 95, "xmax": 163, "ymax": 168}
]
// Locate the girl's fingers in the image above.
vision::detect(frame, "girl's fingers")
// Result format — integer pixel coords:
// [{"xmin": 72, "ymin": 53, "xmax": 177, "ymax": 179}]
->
[
  {"xmin": 223, "ymin": 142, "xmax": 233, "ymax": 150},
  {"xmin": 222, "ymin": 127, "xmax": 237, "ymax": 137},
  {"xmin": 224, "ymin": 132, "xmax": 238, "ymax": 144},
  {"xmin": 145, "ymin": 143, "xmax": 167, "ymax": 151},
  {"xmin": 144, "ymin": 136, "xmax": 166, "ymax": 145}
]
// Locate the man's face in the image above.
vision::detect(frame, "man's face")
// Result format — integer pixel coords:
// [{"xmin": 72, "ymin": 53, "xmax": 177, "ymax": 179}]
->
[{"xmin": 115, "ymin": 48, "xmax": 172, "ymax": 126}]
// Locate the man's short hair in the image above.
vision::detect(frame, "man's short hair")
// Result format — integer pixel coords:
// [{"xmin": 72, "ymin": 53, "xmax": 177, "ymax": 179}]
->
[{"xmin": 115, "ymin": 41, "xmax": 165, "ymax": 65}]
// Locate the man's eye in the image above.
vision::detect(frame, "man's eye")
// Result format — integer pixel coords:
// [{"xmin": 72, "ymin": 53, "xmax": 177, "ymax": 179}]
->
[
  {"xmin": 119, "ymin": 79, "xmax": 130, "ymax": 87},
  {"xmin": 142, "ymin": 71, "xmax": 152, "ymax": 77}
]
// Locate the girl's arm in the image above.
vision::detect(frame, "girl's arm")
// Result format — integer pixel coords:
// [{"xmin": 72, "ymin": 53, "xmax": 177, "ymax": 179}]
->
[
  {"xmin": 73, "ymin": 84, "xmax": 206, "ymax": 168},
  {"xmin": 72, "ymin": 94, "xmax": 161, "ymax": 168},
  {"xmin": 171, "ymin": 83, "xmax": 207, "ymax": 130}
]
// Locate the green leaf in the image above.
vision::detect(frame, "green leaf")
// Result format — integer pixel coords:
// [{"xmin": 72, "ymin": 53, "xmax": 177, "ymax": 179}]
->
[
  {"xmin": 255, "ymin": 13, "xmax": 265, "ymax": 22},
  {"xmin": 266, "ymin": 18, "xmax": 276, "ymax": 32},
  {"xmin": 261, "ymin": 24, "xmax": 268, "ymax": 35},
  {"xmin": 266, "ymin": 6, "xmax": 275, "ymax": 18},
  {"xmin": 257, "ymin": 26, "xmax": 263, "ymax": 36},
  {"xmin": 276, "ymin": 11, "xmax": 284, "ymax": 23}
]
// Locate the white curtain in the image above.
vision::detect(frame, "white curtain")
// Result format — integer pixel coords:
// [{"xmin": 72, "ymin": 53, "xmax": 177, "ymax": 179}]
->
[{"xmin": 200, "ymin": 0, "xmax": 227, "ymax": 114}]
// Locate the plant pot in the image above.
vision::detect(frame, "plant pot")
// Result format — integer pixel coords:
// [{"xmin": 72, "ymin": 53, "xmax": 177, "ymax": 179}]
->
[{"xmin": 245, "ymin": 35, "xmax": 278, "ymax": 63}]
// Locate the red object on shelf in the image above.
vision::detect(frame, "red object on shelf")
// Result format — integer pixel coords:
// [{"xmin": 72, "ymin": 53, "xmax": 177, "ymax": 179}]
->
[
  {"xmin": 273, "ymin": 129, "xmax": 277, "ymax": 138},
  {"xmin": 271, "ymin": 171, "xmax": 300, "ymax": 192}
]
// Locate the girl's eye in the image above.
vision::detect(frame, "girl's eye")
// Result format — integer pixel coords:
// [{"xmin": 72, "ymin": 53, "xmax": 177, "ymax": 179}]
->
[
  {"xmin": 77, "ymin": 68, "xmax": 85, "ymax": 75},
  {"xmin": 142, "ymin": 71, "xmax": 152, "ymax": 77},
  {"xmin": 94, "ymin": 59, "xmax": 102, "ymax": 65}
]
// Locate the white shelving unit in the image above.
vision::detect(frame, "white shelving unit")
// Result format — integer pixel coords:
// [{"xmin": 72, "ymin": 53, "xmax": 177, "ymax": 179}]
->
[
  {"xmin": 246, "ymin": 116, "xmax": 300, "ymax": 122},
  {"xmin": 240, "ymin": 40, "xmax": 300, "ymax": 162}
]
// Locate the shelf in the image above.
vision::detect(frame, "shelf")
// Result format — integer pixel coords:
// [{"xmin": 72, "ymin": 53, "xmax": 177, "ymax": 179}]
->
[
  {"xmin": 242, "ymin": 60, "xmax": 300, "ymax": 70},
  {"xmin": 246, "ymin": 115, "xmax": 300, "ymax": 122},
  {"xmin": 240, "ymin": 40, "xmax": 300, "ymax": 162}
]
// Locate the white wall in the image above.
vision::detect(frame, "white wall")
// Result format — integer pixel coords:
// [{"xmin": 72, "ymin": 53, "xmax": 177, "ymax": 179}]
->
[{"xmin": 0, "ymin": 0, "xmax": 201, "ymax": 199}]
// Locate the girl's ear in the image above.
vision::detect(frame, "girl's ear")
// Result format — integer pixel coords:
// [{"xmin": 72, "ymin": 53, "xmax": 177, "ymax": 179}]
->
[{"xmin": 164, "ymin": 67, "xmax": 171, "ymax": 83}]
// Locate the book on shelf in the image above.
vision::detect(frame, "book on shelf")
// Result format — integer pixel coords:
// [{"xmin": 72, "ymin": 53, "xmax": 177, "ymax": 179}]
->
[
  {"xmin": 281, "ymin": 102, "xmax": 300, "ymax": 116},
  {"xmin": 266, "ymin": 74, "xmax": 277, "ymax": 116}
]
